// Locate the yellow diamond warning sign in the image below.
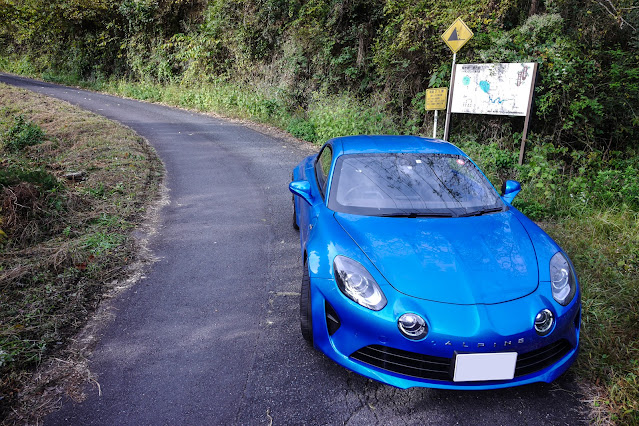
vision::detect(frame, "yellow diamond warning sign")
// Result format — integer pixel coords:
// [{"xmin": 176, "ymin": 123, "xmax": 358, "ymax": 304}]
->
[{"xmin": 441, "ymin": 18, "xmax": 473, "ymax": 53}]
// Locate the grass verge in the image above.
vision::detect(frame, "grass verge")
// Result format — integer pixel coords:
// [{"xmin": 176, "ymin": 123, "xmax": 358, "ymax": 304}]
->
[
  {"xmin": 0, "ymin": 83, "xmax": 163, "ymax": 422},
  {"xmin": 543, "ymin": 214, "xmax": 639, "ymax": 424},
  {"xmin": 0, "ymin": 57, "xmax": 403, "ymax": 144}
]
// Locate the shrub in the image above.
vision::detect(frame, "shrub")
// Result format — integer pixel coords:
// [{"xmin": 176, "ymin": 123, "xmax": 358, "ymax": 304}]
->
[
  {"xmin": 0, "ymin": 167, "xmax": 59, "ymax": 191},
  {"xmin": 591, "ymin": 167, "xmax": 639, "ymax": 210},
  {"xmin": 2, "ymin": 115, "xmax": 45, "ymax": 151},
  {"xmin": 287, "ymin": 117, "xmax": 317, "ymax": 142}
]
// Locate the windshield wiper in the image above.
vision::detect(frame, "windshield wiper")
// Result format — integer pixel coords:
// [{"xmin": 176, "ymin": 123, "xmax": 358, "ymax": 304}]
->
[
  {"xmin": 457, "ymin": 207, "xmax": 504, "ymax": 217},
  {"xmin": 379, "ymin": 212, "xmax": 454, "ymax": 218}
]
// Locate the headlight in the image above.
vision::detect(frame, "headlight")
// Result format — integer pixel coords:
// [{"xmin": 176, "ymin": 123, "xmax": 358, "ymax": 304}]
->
[
  {"xmin": 334, "ymin": 255, "xmax": 387, "ymax": 311},
  {"xmin": 550, "ymin": 252, "xmax": 577, "ymax": 306}
]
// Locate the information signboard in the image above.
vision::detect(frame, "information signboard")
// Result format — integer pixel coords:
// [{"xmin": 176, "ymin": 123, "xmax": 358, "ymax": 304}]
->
[{"xmin": 451, "ymin": 63, "xmax": 536, "ymax": 116}]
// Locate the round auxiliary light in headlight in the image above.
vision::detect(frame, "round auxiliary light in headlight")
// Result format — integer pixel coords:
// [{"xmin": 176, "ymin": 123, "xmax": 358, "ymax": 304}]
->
[
  {"xmin": 398, "ymin": 313, "xmax": 428, "ymax": 340},
  {"xmin": 534, "ymin": 309, "xmax": 554, "ymax": 336}
]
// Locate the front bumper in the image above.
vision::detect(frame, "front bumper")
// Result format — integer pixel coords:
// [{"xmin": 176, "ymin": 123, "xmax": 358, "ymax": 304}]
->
[{"xmin": 310, "ymin": 278, "xmax": 581, "ymax": 390}]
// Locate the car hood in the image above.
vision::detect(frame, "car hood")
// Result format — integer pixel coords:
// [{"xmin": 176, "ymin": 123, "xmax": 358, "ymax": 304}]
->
[{"xmin": 333, "ymin": 211, "xmax": 539, "ymax": 305}]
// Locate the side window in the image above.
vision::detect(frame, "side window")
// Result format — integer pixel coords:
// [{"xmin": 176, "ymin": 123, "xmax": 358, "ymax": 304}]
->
[{"xmin": 315, "ymin": 145, "xmax": 333, "ymax": 197}]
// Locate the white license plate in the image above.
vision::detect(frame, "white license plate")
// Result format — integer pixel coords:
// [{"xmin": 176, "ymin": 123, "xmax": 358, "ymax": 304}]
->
[{"xmin": 453, "ymin": 352, "xmax": 517, "ymax": 382}]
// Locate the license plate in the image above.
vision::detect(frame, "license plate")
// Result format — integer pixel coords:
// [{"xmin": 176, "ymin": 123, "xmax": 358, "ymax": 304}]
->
[{"xmin": 453, "ymin": 352, "xmax": 517, "ymax": 382}]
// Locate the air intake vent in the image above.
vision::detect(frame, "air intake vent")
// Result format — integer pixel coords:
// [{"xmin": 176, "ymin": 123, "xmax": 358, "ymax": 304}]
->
[
  {"xmin": 350, "ymin": 345, "xmax": 451, "ymax": 381},
  {"xmin": 515, "ymin": 339, "xmax": 571, "ymax": 377},
  {"xmin": 325, "ymin": 301, "xmax": 341, "ymax": 336},
  {"xmin": 350, "ymin": 339, "xmax": 573, "ymax": 382}
]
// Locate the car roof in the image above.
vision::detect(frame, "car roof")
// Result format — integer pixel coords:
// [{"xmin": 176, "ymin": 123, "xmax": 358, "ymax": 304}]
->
[{"xmin": 328, "ymin": 135, "xmax": 465, "ymax": 157}]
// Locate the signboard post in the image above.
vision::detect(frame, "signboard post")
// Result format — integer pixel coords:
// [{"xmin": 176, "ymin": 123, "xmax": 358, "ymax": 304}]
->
[
  {"xmin": 443, "ymin": 55, "xmax": 457, "ymax": 141},
  {"xmin": 441, "ymin": 18, "xmax": 473, "ymax": 141},
  {"xmin": 518, "ymin": 63, "xmax": 538, "ymax": 165},
  {"xmin": 425, "ymin": 88, "xmax": 448, "ymax": 138}
]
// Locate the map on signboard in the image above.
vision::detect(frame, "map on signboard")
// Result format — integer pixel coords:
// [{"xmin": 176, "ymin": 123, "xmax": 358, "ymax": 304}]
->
[{"xmin": 451, "ymin": 63, "xmax": 535, "ymax": 116}]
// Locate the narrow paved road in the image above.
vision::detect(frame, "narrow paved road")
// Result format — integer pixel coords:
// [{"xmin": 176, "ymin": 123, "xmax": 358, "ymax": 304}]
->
[{"xmin": 1, "ymin": 74, "xmax": 588, "ymax": 425}]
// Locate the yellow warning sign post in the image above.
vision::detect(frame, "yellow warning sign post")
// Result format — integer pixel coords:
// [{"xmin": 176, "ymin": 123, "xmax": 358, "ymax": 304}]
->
[
  {"xmin": 441, "ymin": 17, "xmax": 473, "ymax": 141},
  {"xmin": 441, "ymin": 18, "xmax": 473, "ymax": 54},
  {"xmin": 425, "ymin": 88, "xmax": 448, "ymax": 138}
]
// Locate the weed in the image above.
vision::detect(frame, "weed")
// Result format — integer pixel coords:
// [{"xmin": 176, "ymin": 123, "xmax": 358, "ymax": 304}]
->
[
  {"xmin": 85, "ymin": 183, "xmax": 106, "ymax": 198},
  {"xmin": 93, "ymin": 213, "xmax": 126, "ymax": 229},
  {"xmin": 82, "ymin": 232, "xmax": 126, "ymax": 255},
  {"xmin": 111, "ymin": 182, "xmax": 125, "ymax": 195},
  {"xmin": 287, "ymin": 117, "xmax": 317, "ymax": 142},
  {"xmin": 2, "ymin": 115, "xmax": 45, "ymax": 152},
  {"xmin": 0, "ymin": 167, "xmax": 60, "ymax": 191}
]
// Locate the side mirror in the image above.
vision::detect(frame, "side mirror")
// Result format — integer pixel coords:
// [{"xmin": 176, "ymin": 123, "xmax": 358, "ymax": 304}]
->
[
  {"xmin": 289, "ymin": 180, "xmax": 314, "ymax": 205},
  {"xmin": 501, "ymin": 180, "xmax": 521, "ymax": 204}
]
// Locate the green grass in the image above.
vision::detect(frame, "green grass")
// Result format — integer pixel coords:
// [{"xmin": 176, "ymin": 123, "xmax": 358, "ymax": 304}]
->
[
  {"xmin": 544, "ymin": 213, "xmax": 639, "ymax": 424},
  {"xmin": 2, "ymin": 114, "xmax": 45, "ymax": 152}
]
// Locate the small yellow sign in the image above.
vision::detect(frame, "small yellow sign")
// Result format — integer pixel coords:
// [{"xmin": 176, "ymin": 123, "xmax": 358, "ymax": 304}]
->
[
  {"xmin": 426, "ymin": 88, "xmax": 448, "ymax": 111},
  {"xmin": 441, "ymin": 18, "xmax": 473, "ymax": 53}
]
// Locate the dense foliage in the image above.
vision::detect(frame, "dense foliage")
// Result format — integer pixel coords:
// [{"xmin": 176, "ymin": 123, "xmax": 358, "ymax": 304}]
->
[{"xmin": 0, "ymin": 0, "xmax": 637, "ymax": 154}]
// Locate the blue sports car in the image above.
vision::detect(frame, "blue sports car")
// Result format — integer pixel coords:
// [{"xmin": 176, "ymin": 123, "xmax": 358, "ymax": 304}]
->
[{"xmin": 289, "ymin": 135, "xmax": 580, "ymax": 390}]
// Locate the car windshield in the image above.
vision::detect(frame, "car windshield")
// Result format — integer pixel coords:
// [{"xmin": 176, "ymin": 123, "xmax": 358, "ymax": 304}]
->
[{"xmin": 328, "ymin": 153, "xmax": 505, "ymax": 217}]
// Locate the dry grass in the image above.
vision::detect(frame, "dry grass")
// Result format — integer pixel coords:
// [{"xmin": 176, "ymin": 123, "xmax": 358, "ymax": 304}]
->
[{"xmin": 0, "ymin": 83, "xmax": 163, "ymax": 422}]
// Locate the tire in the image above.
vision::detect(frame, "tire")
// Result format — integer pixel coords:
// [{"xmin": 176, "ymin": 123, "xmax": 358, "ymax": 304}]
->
[{"xmin": 300, "ymin": 263, "xmax": 313, "ymax": 344}]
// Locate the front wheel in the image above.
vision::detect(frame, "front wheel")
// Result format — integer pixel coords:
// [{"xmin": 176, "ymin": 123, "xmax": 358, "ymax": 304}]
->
[{"xmin": 300, "ymin": 264, "xmax": 313, "ymax": 344}]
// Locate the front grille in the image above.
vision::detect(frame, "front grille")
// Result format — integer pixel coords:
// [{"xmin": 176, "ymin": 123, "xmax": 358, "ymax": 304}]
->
[
  {"xmin": 514, "ymin": 339, "xmax": 571, "ymax": 377},
  {"xmin": 350, "ymin": 339, "xmax": 572, "ymax": 382},
  {"xmin": 350, "ymin": 345, "xmax": 451, "ymax": 381}
]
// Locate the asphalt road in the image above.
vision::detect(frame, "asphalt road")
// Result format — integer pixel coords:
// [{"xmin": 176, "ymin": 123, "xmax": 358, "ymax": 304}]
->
[{"xmin": 1, "ymin": 74, "xmax": 588, "ymax": 425}]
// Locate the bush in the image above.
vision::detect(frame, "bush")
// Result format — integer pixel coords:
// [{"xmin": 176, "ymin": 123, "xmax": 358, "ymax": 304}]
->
[
  {"xmin": 287, "ymin": 117, "xmax": 317, "ymax": 142},
  {"xmin": 0, "ymin": 166, "xmax": 59, "ymax": 191},
  {"xmin": 2, "ymin": 115, "xmax": 45, "ymax": 151},
  {"xmin": 591, "ymin": 167, "xmax": 639, "ymax": 210}
]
